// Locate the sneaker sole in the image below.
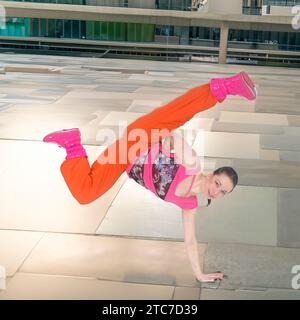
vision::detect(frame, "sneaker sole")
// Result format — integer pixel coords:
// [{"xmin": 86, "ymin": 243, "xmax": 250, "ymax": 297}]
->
[{"xmin": 240, "ymin": 72, "xmax": 257, "ymax": 100}]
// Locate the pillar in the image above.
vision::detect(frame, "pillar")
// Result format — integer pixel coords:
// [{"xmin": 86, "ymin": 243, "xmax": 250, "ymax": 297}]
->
[{"xmin": 219, "ymin": 23, "xmax": 229, "ymax": 64}]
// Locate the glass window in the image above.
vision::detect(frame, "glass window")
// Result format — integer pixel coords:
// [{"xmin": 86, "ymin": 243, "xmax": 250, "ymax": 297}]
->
[
  {"xmin": 63, "ymin": 20, "xmax": 72, "ymax": 38},
  {"xmin": 72, "ymin": 20, "xmax": 79, "ymax": 38},
  {"xmin": 55, "ymin": 20, "xmax": 63, "ymax": 38},
  {"xmin": 136, "ymin": 24, "xmax": 143, "ymax": 41},
  {"xmin": 48, "ymin": 19, "xmax": 56, "ymax": 37},
  {"xmin": 32, "ymin": 18, "xmax": 40, "ymax": 37},
  {"xmin": 80, "ymin": 21, "xmax": 86, "ymax": 39},
  {"xmin": 100, "ymin": 21, "xmax": 108, "ymax": 40},
  {"xmin": 127, "ymin": 23, "xmax": 136, "ymax": 41},
  {"xmin": 85, "ymin": 21, "xmax": 93, "ymax": 40},
  {"xmin": 142, "ymin": 24, "xmax": 154, "ymax": 42},
  {"xmin": 40, "ymin": 19, "xmax": 47, "ymax": 37},
  {"xmin": 115, "ymin": 22, "xmax": 126, "ymax": 41},
  {"xmin": 93, "ymin": 21, "xmax": 100, "ymax": 40},
  {"xmin": 108, "ymin": 22, "xmax": 115, "ymax": 40}
]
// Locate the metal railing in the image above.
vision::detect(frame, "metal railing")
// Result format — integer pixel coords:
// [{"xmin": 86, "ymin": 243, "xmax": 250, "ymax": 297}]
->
[
  {"xmin": 242, "ymin": 6, "xmax": 262, "ymax": 15},
  {"xmin": 0, "ymin": 36, "xmax": 299, "ymax": 67},
  {"xmin": 263, "ymin": 0, "xmax": 300, "ymax": 6}
]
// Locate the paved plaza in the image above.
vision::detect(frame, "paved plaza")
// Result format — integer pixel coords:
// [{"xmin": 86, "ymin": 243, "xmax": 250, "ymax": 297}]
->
[{"xmin": 0, "ymin": 53, "xmax": 300, "ymax": 299}]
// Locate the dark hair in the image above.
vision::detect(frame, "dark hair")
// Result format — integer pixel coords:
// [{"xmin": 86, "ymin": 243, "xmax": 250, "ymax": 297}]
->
[{"xmin": 206, "ymin": 166, "xmax": 238, "ymax": 207}]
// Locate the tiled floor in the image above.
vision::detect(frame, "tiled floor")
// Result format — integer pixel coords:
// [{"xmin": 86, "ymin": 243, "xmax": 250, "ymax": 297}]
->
[
  {"xmin": 0, "ymin": 273, "xmax": 176, "ymax": 300},
  {"xmin": 0, "ymin": 54, "xmax": 299, "ymax": 299}
]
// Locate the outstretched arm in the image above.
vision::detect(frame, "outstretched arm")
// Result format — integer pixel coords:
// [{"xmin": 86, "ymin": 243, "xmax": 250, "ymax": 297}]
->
[{"xmin": 182, "ymin": 209, "xmax": 223, "ymax": 282}]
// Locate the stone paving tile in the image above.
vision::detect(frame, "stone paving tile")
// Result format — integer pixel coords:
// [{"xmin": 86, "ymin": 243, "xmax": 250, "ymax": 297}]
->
[
  {"xmin": 199, "ymin": 288, "xmax": 300, "ymax": 300},
  {"xmin": 232, "ymin": 158, "xmax": 300, "ymax": 188},
  {"xmin": 279, "ymin": 150, "xmax": 300, "ymax": 162},
  {"xmin": 151, "ymin": 80, "xmax": 194, "ymax": 88},
  {"xmin": 173, "ymin": 287, "xmax": 200, "ymax": 300},
  {"xmin": 95, "ymin": 78, "xmax": 154, "ymax": 87},
  {"xmin": 259, "ymin": 149, "xmax": 280, "ymax": 161},
  {"xmin": 19, "ymin": 233, "xmax": 206, "ymax": 287},
  {"xmin": 98, "ymin": 180, "xmax": 277, "ymax": 246},
  {"xmin": 256, "ymin": 101, "xmax": 300, "ymax": 115},
  {"xmin": 283, "ymin": 126, "xmax": 300, "ymax": 135},
  {"xmin": 53, "ymin": 98, "xmax": 133, "ymax": 111},
  {"xmin": 256, "ymin": 86, "xmax": 297, "ymax": 96},
  {"xmin": 181, "ymin": 118, "xmax": 214, "ymax": 132},
  {"xmin": 192, "ymin": 132, "xmax": 260, "ymax": 160},
  {"xmin": 213, "ymin": 96, "xmax": 256, "ymax": 113},
  {"xmin": 127, "ymin": 105, "xmax": 160, "ymax": 113},
  {"xmin": 212, "ymin": 121, "xmax": 284, "ymax": 135},
  {"xmin": 196, "ymin": 185, "xmax": 277, "ymax": 246},
  {"xmin": 0, "ymin": 87, "xmax": 36, "ymax": 95},
  {"xmin": 194, "ymin": 109, "xmax": 221, "ymax": 120},
  {"xmin": 52, "ymin": 99, "xmax": 132, "ymax": 114},
  {"xmin": 127, "ymin": 99, "xmax": 163, "ymax": 112},
  {"xmin": 4, "ymin": 75, "xmax": 96, "ymax": 85},
  {"xmin": 277, "ymin": 189, "xmax": 300, "ymax": 248},
  {"xmin": 94, "ymin": 84, "xmax": 139, "ymax": 93},
  {"xmin": 288, "ymin": 115, "xmax": 300, "ymax": 127},
  {"xmin": 62, "ymin": 90, "xmax": 176, "ymax": 103},
  {"xmin": 260, "ymin": 134, "xmax": 300, "ymax": 152},
  {"xmin": 0, "ymin": 273, "xmax": 174, "ymax": 300},
  {"xmin": 97, "ymin": 179, "xmax": 184, "ymax": 239},
  {"xmin": 99, "ymin": 111, "xmax": 144, "ymax": 126},
  {"xmin": 81, "ymin": 125, "xmax": 121, "ymax": 146},
  {"xmin": 0, "ymin": 230, "xmax": 44, "ymax": 276},
  {"xmin": 35, "ymin": 88, "xmax": 67, "ymax": 94},
  {"xmin": 0, "ymin": 112, "xmax": 95, "ymax": 141},
  {"xmin": 4, "ymin": 65, "xmax": 61, "ymax": 74},
  {"xmin": 204, "ymin": 243, "xmax": 300, "ymax": 290},
  {"xmin": 0, "ymin": 140, "xmax": 127, "ymax": 233},
  {"xmin": 147, "ymin": 71, "xmax": 175, "ymax": 77},
  {"xmin": 79, "ymin": 110, "xmax": 109, "ymax": 127},
  {"xmin": 3, "ymin": 103, "xmax": 105, "ymax": 117},
  {"xmin": 129, "ymin": 75, "xmax": 179, "ymax": 82},
  {"xmin": 213, "ymin": 158, "xmax": 235, "ymax": 173},
  {"xmin": 134, "ymin": 86, "xmax": 185, "ymax": 94},
  {"xmin": 219, "ymin": 111, "xmax": 288, "ymax": 126},
  {"xmin": 0, "ymin": 103, "xmax": 10, "ymax": 112}
]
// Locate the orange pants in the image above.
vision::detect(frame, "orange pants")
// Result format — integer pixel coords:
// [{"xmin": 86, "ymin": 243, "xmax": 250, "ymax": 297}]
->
[{"xmin": 60, "ymin": 83, "xmax": 218, "ymax": 204}]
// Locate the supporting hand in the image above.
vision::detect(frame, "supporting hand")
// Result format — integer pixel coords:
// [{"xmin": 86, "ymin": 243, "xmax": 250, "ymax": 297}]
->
[{"xmin": 196, "ymin": 272, "xmax": 224, "ymax": 283}]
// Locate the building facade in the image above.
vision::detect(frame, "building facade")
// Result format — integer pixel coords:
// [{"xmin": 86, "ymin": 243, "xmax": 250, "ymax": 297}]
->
[{"xmin": 0, "ymin": 0, "xmax": 299, "ymax": 65}]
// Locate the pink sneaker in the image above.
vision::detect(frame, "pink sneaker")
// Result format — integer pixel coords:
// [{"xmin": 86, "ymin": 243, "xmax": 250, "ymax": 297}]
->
[
  {"xmin": 210, "ymin": 72, "xmax": 257, "ymax": 102},
  {"xmin": 43, "ymin": 128, "xmax": 87, "ymax": 160}
]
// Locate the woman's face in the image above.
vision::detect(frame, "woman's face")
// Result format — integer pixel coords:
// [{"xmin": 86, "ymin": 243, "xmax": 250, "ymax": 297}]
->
[{"xmin": 205, "ymin": 172, "xmax": 234, "ymax": 200}]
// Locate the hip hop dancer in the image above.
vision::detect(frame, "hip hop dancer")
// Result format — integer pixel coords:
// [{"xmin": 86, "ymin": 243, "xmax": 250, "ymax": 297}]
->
[{"xmin": 43, "ymin": 72, "xmax": 256, "ymax": 283}]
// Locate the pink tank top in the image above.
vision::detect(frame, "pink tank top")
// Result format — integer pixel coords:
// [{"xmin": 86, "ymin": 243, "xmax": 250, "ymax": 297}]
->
[{"xmin": 126, "ymin": 142, "xmax": 198, "ymax": 210}]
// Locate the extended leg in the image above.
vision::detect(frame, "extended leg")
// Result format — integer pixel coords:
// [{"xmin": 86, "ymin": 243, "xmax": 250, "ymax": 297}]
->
[{"xmin": 44, "ymin": 72, "xmax": 256, "ymax": 204}]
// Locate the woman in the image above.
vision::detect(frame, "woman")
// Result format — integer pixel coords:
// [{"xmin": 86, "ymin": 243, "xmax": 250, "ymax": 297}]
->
[{"xmin": 43, "ymin": 71, "xmax": 256, "ymax": 283}]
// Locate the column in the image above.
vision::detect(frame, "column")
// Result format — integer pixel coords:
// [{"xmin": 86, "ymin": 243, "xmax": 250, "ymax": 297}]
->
[{"xmin": 219, "ymin": 22, "xmax": 229, "ymax": 64}]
